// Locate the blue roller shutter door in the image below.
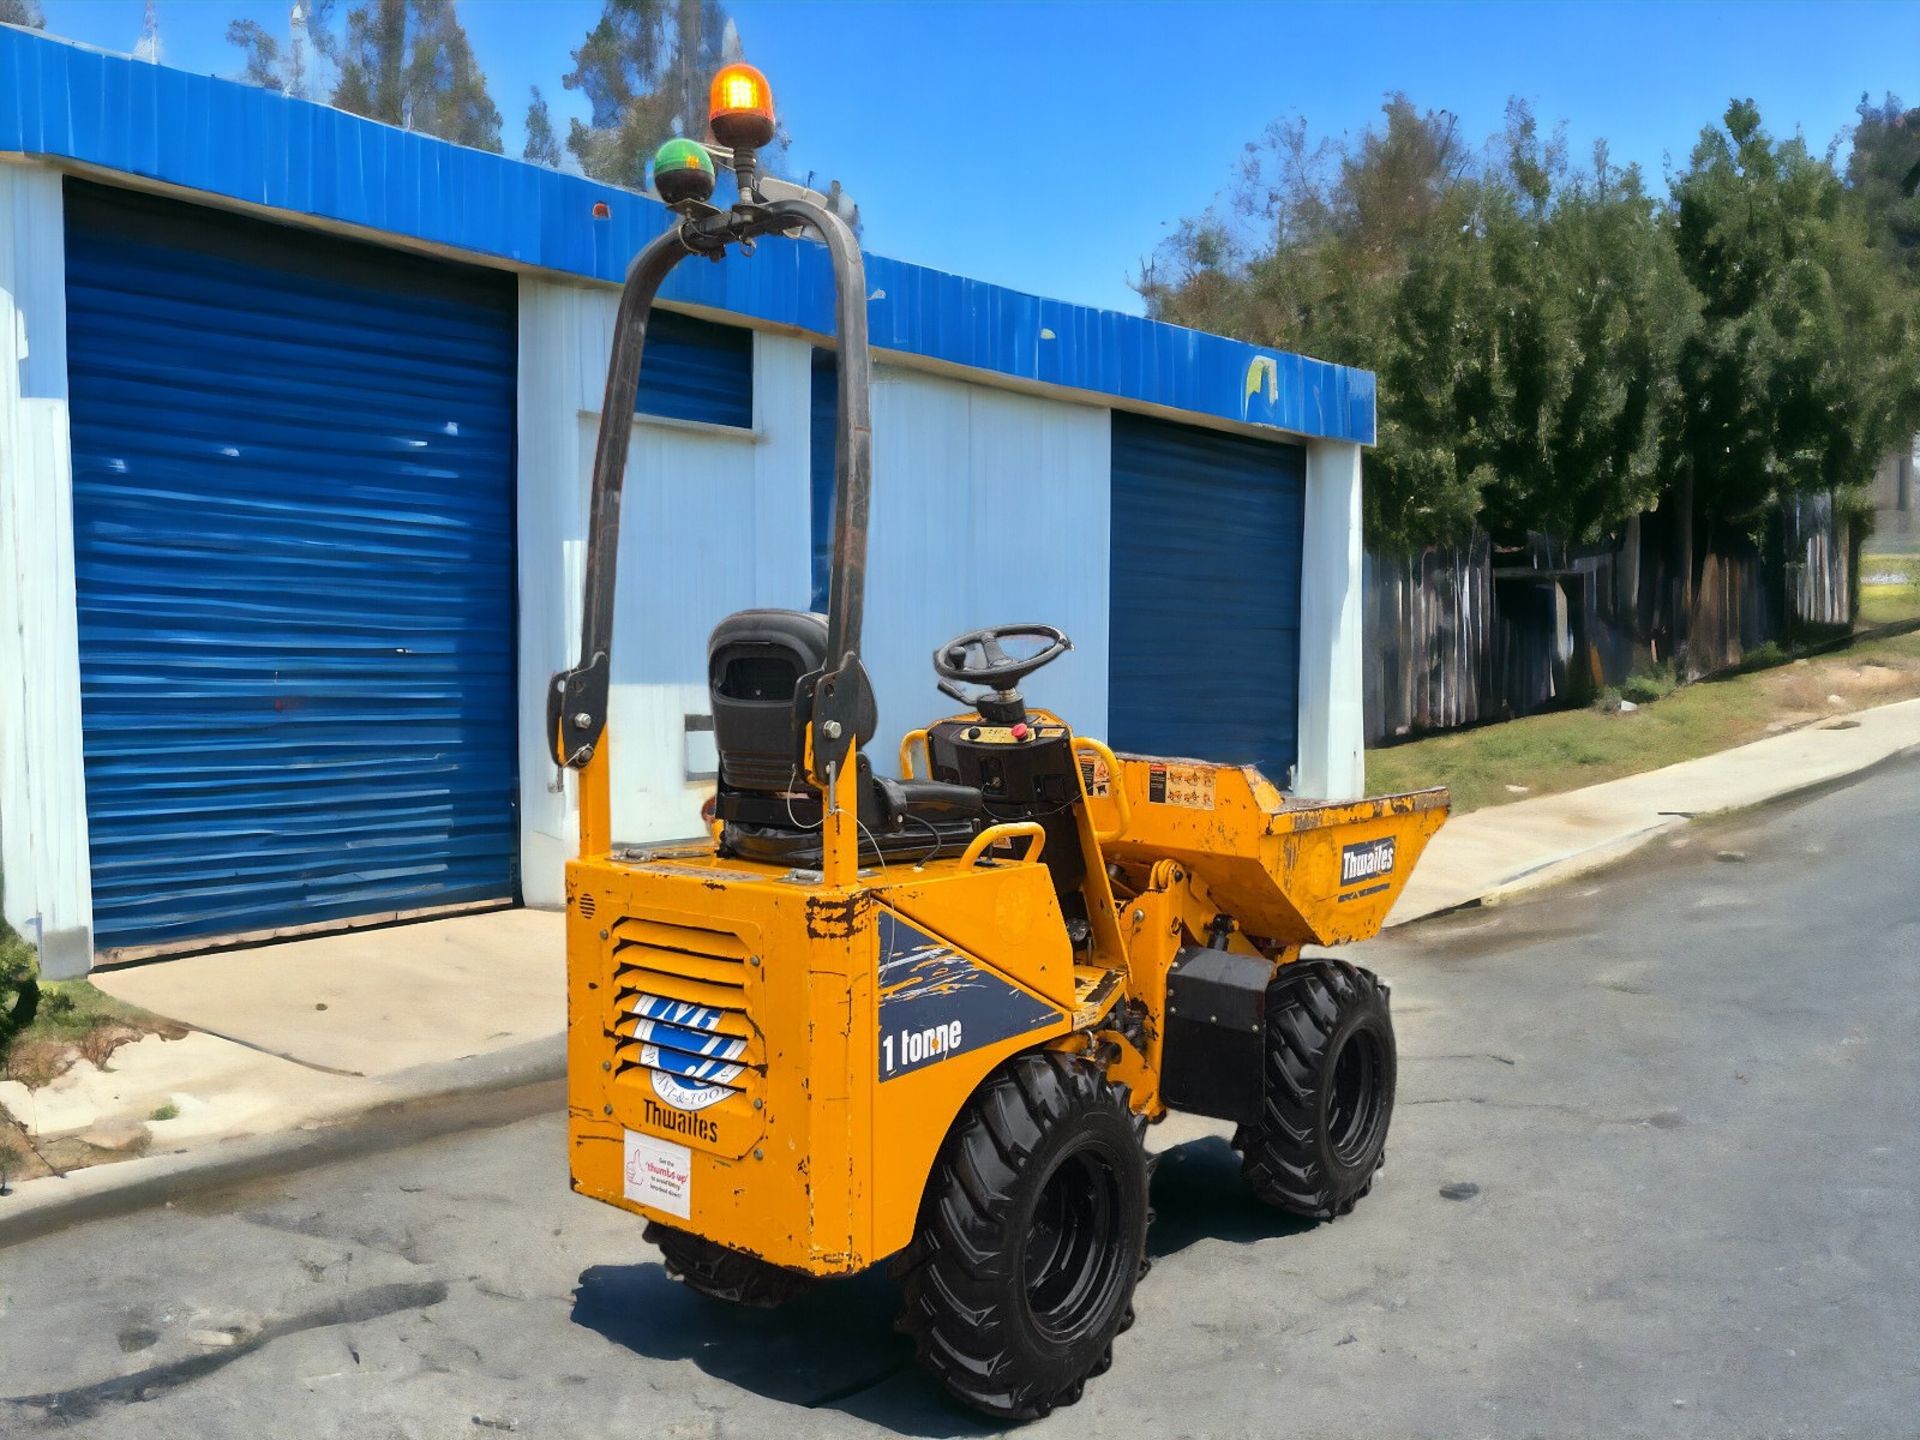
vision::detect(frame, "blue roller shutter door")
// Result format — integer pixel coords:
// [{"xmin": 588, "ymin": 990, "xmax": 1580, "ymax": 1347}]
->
[
  {"xmin": 65, "ymin": 182, "xmax": 520, "ymax": 952},
  {"xmin": 635, "ymin": 309, "xmax": 754, "ymax": 428},
  {"xmin": 808, "ymin": 350, "xmax": 838, "ymax": 611},
  {"xmin": 1108, "ymin": 413, "xmax": 1306, "ymax": 780}
]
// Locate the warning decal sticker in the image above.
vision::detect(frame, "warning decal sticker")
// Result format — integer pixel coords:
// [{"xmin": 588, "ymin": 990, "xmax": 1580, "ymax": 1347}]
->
[
  {"xmin": 1078, "ymin": 752, "xmax": 1112, "ymax": 798},
  {"xmin": 877, "ymin": 911, "xmax": 1060, "ymax": 1082},
  {"xmin": 624, "ymin": 1130, "xmax": 692, "ymax": 1218},
  {"xmin": 1146, "ymin": 762, "xmax": 1215, "ymax": 810}
]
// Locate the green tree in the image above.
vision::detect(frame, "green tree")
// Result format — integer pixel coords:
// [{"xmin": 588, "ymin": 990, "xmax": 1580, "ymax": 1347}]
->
[
  {"xmin": 0, "ymin": 0, "xmax": 46, "ymax": 28},
  {"xmin": 331, "ymin": 0, "xmax": 502, "ymax": 152},
  {"xmin": 227, "ymin": 1, "xmax": 336, "ymax": 98},
  {"xmin": 1475, "ymin": 106, "xmax": 1696, "ymax": 549},
  {"xmin": 1139, "ymin": 97, "xmax": 1493, "ymax": 551},
  {"xmin": 1360, "ymin": 173, "xmax": 1500, "ymax": 553},
  {"xmin": 563, "ymin": 0, "xmax": 780, "ymax": 193},
  {"xmin": 1670, "ymin": 100, "xmax": 1920, "ymax": 532},
  {"xmin": 227, "ymin": 19, "xmax": 290, "ymax": 90},
  {"xmin": 564, "ymin": 0, "xmax": 684, "ymax": 189},
  {"xmin": 1846, "ymin": 93, "xmax": 1920, "ymax": 274},
  {"xmin": 524, "ymin": 85, "xmax": 562, "ymax": 167},
  {"xmin": 1142, "ymin": 90, "xmax": 1920, "ymax": 581}
]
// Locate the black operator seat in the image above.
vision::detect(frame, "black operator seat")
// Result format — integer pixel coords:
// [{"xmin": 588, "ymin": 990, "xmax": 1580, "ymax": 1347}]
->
[{"xmin": 706, "ymin": 609, "xmax": 985, "ymax": 864}]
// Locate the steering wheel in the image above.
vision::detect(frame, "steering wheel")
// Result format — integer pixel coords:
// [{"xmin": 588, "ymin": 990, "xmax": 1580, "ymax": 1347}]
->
[{"xmin": 933, "ymin": 623, "xmax": 1073, "ymax": 692}]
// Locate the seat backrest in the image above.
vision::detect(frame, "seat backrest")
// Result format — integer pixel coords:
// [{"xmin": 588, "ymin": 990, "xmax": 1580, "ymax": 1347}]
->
[{"xmin": 707, "ymin": 609, "xmax": 877, "ymax": 792}]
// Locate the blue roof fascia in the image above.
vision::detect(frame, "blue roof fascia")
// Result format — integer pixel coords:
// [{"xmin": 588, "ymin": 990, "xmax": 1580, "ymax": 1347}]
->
[{"xmin": 0, "ymin": 27, "xmax": 1375, "ymax": 445}]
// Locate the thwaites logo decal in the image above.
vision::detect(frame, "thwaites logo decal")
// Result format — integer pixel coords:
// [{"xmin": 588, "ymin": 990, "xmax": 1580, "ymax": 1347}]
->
[
  {"xmin": 877, "ymin": 911, "xmax": 1059, "ymax": 1082},
  {"xmin": 1339, "ymin": 836, "xmax": 1397, "ymax": 896},
  {"xmin": 628, "ymin": 993, "xmax": 746, "ymax": 1112}
]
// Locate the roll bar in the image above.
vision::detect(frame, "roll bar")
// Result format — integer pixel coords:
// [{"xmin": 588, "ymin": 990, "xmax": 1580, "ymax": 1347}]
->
[{"xmin": 546, "ymin": 196, "xmax": 874, "ymax": 856}]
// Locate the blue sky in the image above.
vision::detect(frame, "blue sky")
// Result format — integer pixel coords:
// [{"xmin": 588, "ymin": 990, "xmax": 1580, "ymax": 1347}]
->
[{"xmin": 37, "ymin": 0, "xmax": 1920, "ymax": 315}]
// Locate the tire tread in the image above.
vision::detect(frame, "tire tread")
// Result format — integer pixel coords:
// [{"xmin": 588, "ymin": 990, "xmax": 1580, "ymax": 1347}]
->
[
  {"xmin": 899, "ymin": 1052, "xmax": 1148, "ymax": 1421},
  {"xmin": 1235, "ymin": 959, "xmax": 1395, "ymax": 1220},
  {"xmin": 646, "ymin": 1223, "xmax": 813, "ymax": 1308}
]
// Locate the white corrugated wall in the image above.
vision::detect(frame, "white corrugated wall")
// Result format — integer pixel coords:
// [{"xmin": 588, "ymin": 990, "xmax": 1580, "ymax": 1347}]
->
[
  {"xmin": 515, "ymin": 280, "xmax": 1114, "ymax": 902},
  {"xmin": 0, "ymin": 163, "xmax": 93, "ymax": 978},
  {"xmin": 593, "ymin": 329, "xmax": 813, "ymax": 849},
  {"xmin": 517, "ymin": 280, "xmax": 814, "ymax": 900},
  {"xmin": 863, "ymin": 366, "xmax": 1111, "ymax": 763}
]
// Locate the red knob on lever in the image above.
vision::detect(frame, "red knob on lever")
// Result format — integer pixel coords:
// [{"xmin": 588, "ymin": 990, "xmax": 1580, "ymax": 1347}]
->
[{"xmin": 1011, "ymin": 722, "xmax": 1030, "ymax": 740}]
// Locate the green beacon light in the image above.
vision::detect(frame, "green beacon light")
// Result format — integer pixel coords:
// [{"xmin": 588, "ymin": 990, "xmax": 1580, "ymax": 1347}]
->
[{"xmin": 652, "ymin": 137, "xmax": 716, "ymax": 209}]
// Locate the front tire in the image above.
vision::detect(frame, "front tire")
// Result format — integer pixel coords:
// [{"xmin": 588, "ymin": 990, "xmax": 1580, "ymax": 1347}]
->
[
  {"xmin": 645, "ymin": 1222, "xmax": 813, "ymax": 1308},
  {"xmin": 1235, "ymin": 959, "xmax": 1395, "ymax": 1219},
  {"xmin": 899, "ymin": 1052, "xmax": 1149, "ymax": 1421}
]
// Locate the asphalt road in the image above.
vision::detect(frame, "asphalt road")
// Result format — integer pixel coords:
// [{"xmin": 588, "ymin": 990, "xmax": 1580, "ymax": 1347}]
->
[{"xmin": 3, "ymin": 755, "xmax": 1916, "ymax": 1439}]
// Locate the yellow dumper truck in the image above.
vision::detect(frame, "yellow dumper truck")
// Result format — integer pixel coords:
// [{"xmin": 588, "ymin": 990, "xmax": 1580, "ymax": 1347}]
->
[{"xmin": 552, "ymin": 62, "xmax": 1448, "ymax": 1421}]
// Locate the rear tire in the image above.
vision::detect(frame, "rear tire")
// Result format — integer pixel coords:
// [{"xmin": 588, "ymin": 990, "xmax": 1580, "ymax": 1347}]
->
[
  {"xmin": 1234, "ymin": 959, "xmax": 1395, "ymax": 1219},
  {"xmin": 645, "ymin": 1222, "xmax": 813, "ymax": 1308},
  {"xmin": 899, "ymin": 1052, "xmax": 1149, "ymax": 1421}
]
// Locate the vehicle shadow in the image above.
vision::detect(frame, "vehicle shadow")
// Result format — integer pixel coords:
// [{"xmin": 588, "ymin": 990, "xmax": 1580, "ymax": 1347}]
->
[
  {"xmin": 570, "ymin": 1135, "xmax": 1315, "ymax": 1435},
  {"xmin": 570, "ymin": 1260, "xmax": 994, "ymax": 1437},
  {"xmin": 1146, "ymin": 1134, "xmax": 1319, "ymax": 1257}
]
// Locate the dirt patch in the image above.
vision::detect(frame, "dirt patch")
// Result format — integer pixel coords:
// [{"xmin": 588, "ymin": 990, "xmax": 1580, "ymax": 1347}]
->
[
  {"xmin": 4, "ymin": 1015, "xmax": 183, "ymax": 1085},
  {"xmin": 3, "ymin": 1036, "xmax": 74, "ymax": 1092},
  {"xmin": 0, "ymin": 1119, "xmax": 157, "ymax": 1189},
  {"xmin": 2, "ymin": 979, "xmax": 188, "ymax": 1190},
  {"xmin": 1754, "ymin": 654, "xmax": 1920, "ymax": 719}
]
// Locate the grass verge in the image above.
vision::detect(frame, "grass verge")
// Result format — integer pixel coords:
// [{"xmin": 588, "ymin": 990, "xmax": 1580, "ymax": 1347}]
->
[
  {"xmin": 1861, "ymin": 553, "xmax": 1920, "ymax": 626},
  {"xmin": 1367, "ymin": 630, "xmax": 1920, "ymax": 814}
]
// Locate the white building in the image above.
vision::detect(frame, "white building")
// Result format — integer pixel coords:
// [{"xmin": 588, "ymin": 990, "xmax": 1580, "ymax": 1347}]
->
[{"xmin": 0, "ymin": 28, "xmax": 1374, "ymax": 977}]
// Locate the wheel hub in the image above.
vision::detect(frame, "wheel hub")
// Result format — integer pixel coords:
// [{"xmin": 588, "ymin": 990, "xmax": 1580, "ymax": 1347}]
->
[
  {"xmin": 1022, "ymin": 1148, "xmax": 1126, "ymax": 1342},
  {"xmin": 1328, "ymin": 1027, "xmax": 1388, "ymax": 1165}
]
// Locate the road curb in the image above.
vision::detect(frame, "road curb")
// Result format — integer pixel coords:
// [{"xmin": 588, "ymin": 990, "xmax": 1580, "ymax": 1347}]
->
[
  {"xmin": 0, "ymin": 1036, "xmax": 563, "ymax": 1250},
  {"xmin": 1386, "ymin": 818, "xmax": 1686, "ymax": 927}
]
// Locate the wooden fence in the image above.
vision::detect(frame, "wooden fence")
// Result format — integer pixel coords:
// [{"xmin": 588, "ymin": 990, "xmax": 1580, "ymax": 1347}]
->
[
  {"xmin": 1361, "ymin": 535, "xmax": 1494, "ymax": 740},
  {"xmin": 1363, "ymin": 493, "xmax": 1855, "ymax": 743}
]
